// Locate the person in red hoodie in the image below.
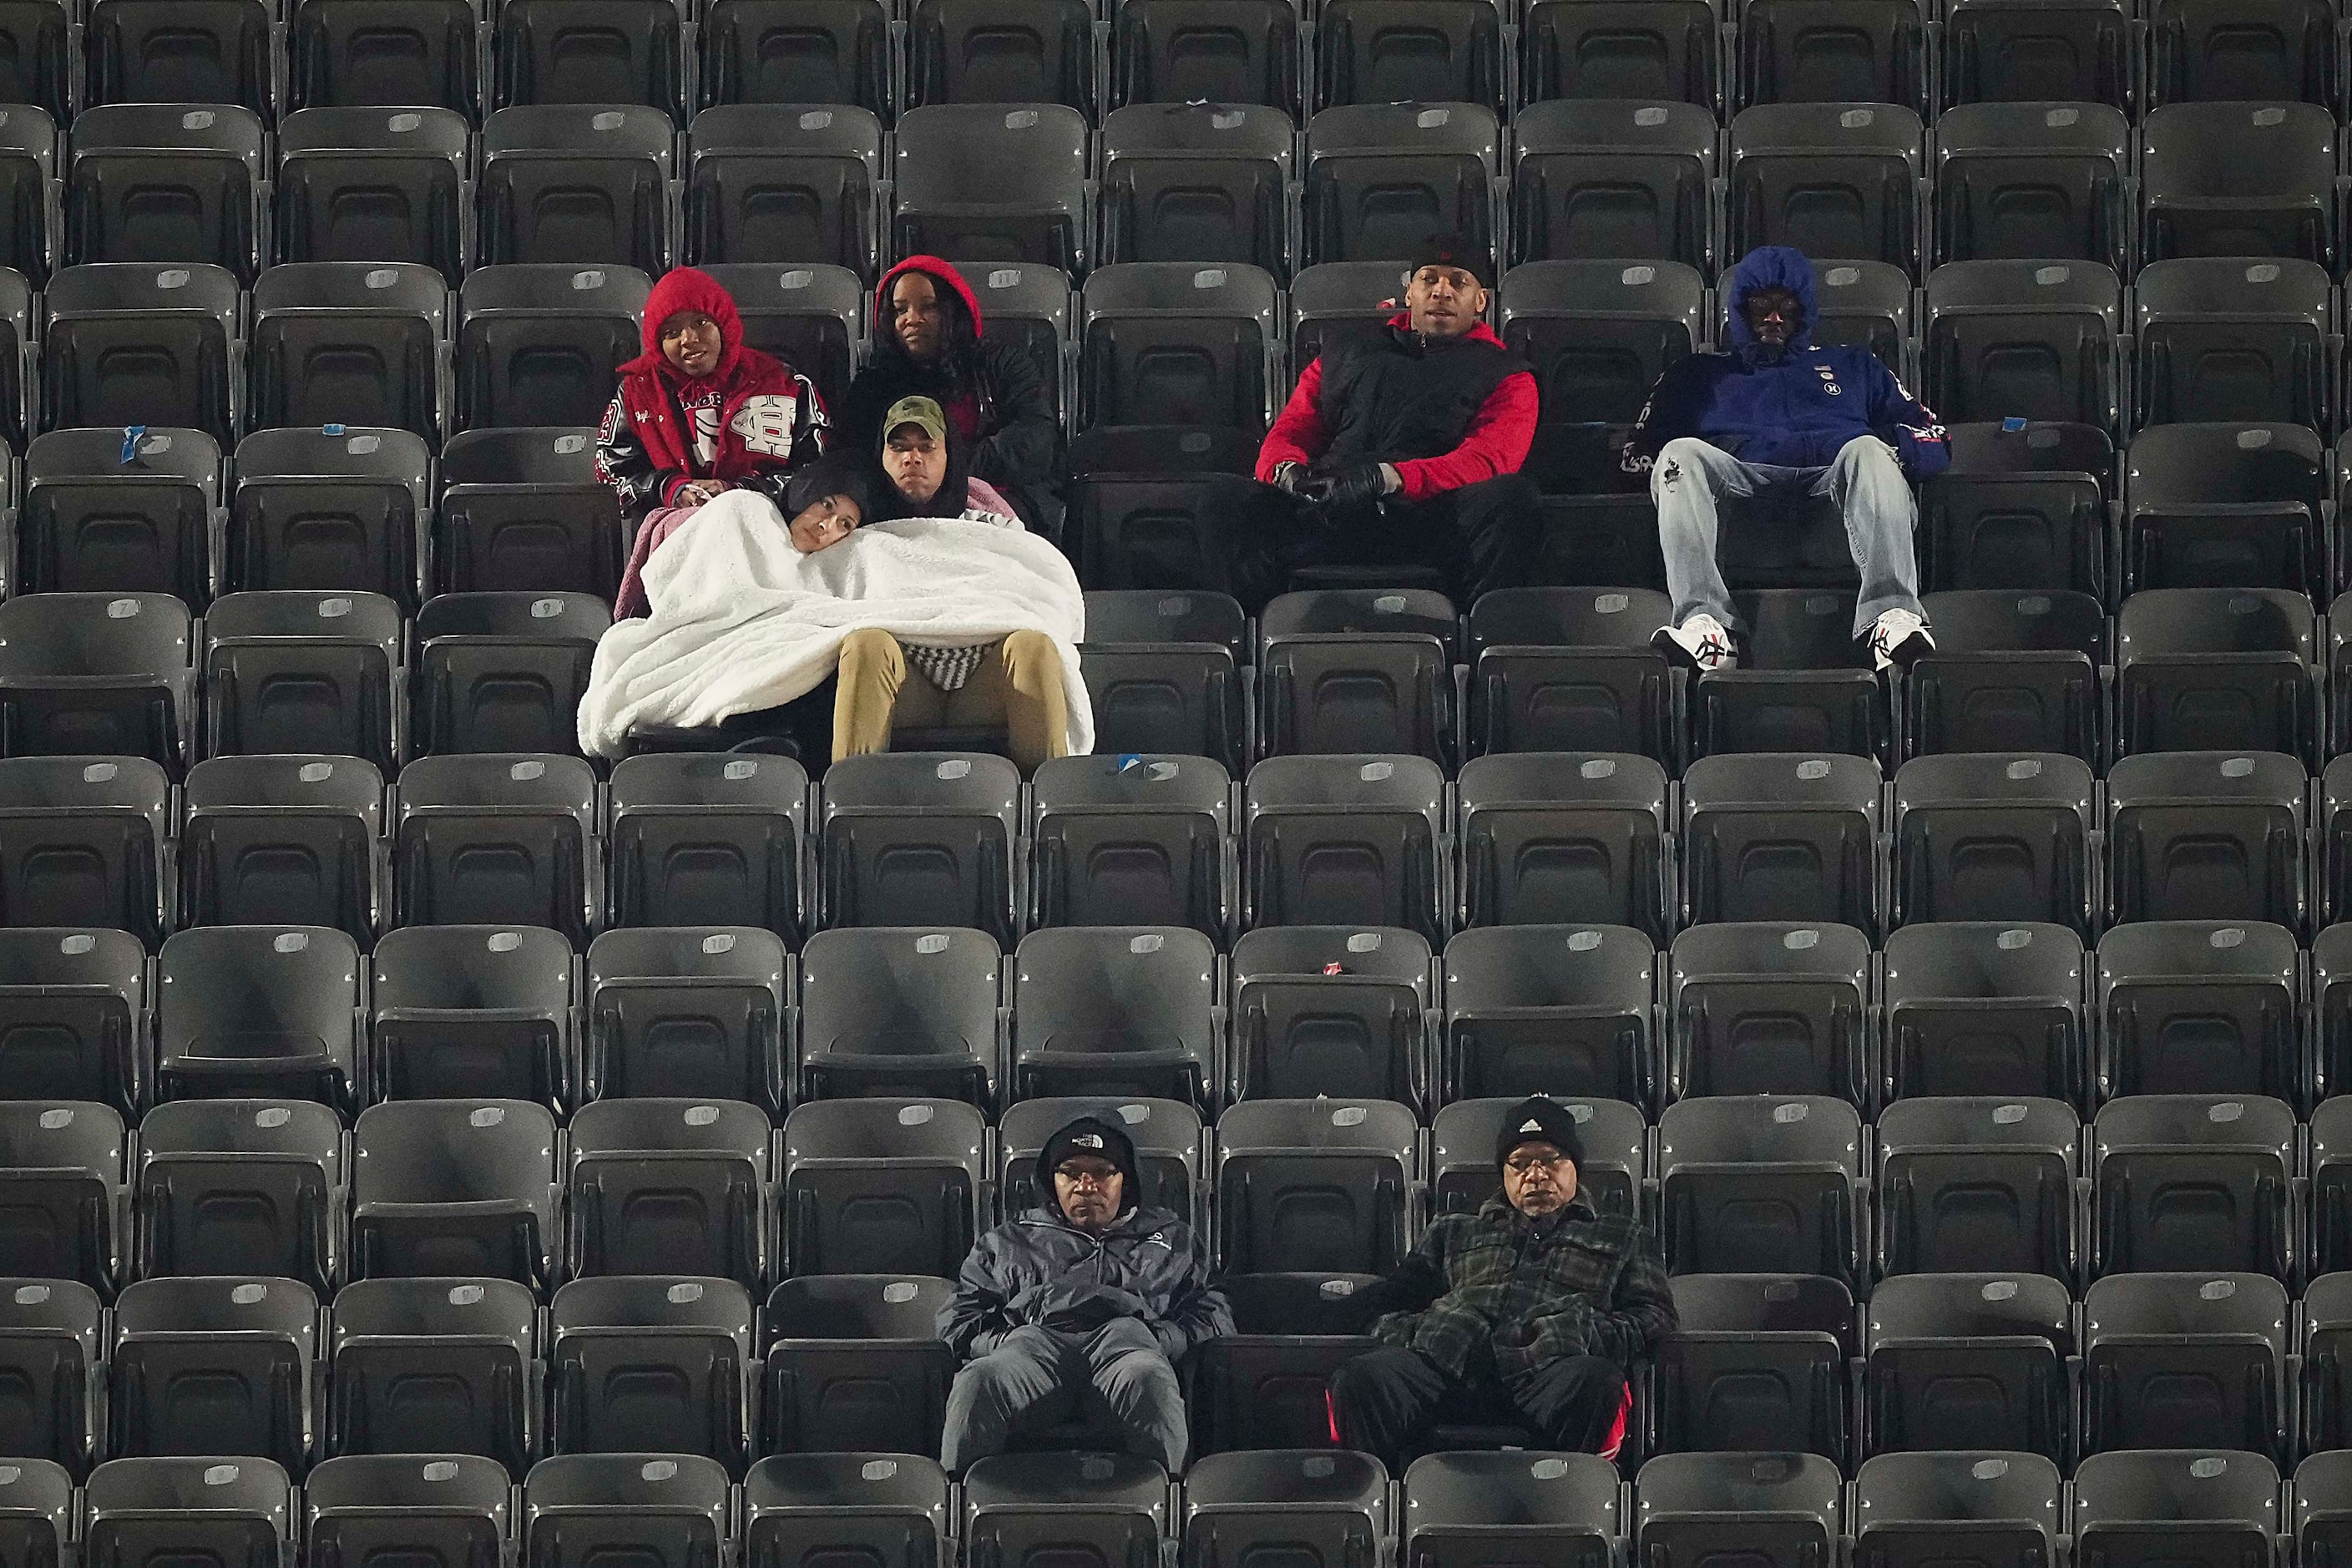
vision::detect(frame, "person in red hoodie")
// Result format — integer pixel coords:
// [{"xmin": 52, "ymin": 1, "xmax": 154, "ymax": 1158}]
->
[
  {"xmin": 1255, "ymin": 234, "xmax": 1540, "ymax": 604},
  {"xmin": 594, "ymin": 266, "xmax": 831, "ymax": 529},
  {"xmin": 839, "ymin": 255, "xmax": 1062, "ymax": 535}
]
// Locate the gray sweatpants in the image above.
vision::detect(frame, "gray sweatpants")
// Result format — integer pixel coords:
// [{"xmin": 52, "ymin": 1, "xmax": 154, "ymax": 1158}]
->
[
  {"xmin": 1651, "ymin": 433, "xmax": 1925, "ymax": 638},
  {"xmin": 940, "ymin": 1318, "xmax": 1187, "ymax": 1473}
]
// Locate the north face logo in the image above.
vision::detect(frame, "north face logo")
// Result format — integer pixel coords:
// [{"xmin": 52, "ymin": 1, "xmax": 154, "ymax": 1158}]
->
[{"xmin": 1073, "ymin": 1134, "xmax": 1103, "ymax": 1148}]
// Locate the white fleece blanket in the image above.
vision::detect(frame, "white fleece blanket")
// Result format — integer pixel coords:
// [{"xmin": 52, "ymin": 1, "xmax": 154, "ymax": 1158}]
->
[{"xmin": 577, "ymin": 488, "xmax": 1093, "ymax": 757}]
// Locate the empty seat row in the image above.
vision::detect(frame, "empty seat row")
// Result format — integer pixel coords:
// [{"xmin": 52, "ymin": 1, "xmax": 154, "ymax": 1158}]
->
[
  {"xmin": 9, "ymin": 96, "xmax": 2352, "ymax": 296},
  {"xmin": 33, "ymin": 901, "xmax": 2339, "ymax": 1138},
  {"xmin": 10, "ymin": 427, "xmax": 630, "ymax": 609},
  {"xmin": 0, "ymin": 1446, "xmax": 2339, "ymax": 1568},
  {"xmin": 5, "ymin": 430, "xmax": 638, "ymax": 607},
  {"xmin": 1091, "ymin": 585, "xmax": 2336, "ymax": 776},
  {"xmin": 21, "ymin": 263, "xmax": 646, "ymax": 443},
  {"xmin": 1662, "ymin": 1268, "xmax": 2301, "ymax": 1469},
  {"xmin": 0, "ymin": 1447, "xmax": 1628, "ymax": 1568},
  {"xmin": 13, "ymin": 736, "xmax": 2352, "ymax": 966},
  {"xmin": 13, "ymin": 0, "xmax": 2334, "ymax": 129},
  {"xmin": 0, "ymin": 591, "xmax": 609, "ymax": 775},
  {"xmin": 1003, "ymin": 746, "xmax": 2324, "ymax": 947}
]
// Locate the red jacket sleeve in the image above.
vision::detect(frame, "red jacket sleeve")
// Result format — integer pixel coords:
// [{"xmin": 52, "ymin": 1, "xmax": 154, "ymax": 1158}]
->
[
  {"xmin": 1255, "ymin": 357, "xmax": 1328, "ymax": 480},
  {"xmin": 1392, "ymin": 369, "xmax": 1538, "ymax": 501}
]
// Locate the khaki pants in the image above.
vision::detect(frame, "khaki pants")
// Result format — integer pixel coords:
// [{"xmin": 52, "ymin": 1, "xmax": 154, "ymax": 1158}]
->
[{"xmin": 832, "ymin": 626, "xmax": 1070, "ymax": 772}]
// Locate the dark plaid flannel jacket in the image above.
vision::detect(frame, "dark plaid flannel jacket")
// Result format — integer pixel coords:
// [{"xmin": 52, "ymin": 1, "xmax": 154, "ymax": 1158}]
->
[{"xmin": 1361, "ymin": 1194, "xmax": 1677, "ymax": 1381}]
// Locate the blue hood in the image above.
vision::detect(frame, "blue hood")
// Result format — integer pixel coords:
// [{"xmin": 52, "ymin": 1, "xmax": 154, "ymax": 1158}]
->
[{"xmin": 1725, "ymin": 245, "xmax": 1817, "ymax": 362}]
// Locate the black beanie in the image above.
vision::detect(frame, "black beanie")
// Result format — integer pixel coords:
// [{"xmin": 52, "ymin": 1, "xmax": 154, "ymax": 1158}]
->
[
  {"xmin": 1495, "ymin": 1096, "xmax": 1585, "ymax": 1172},
  {"xmin": 1408, "ymin": 231, "xmax": 1493, "ymax": 291},
  {"xmin": 1038, "ymin": 1114, "xmax": 1141, "ymax": 1216}
]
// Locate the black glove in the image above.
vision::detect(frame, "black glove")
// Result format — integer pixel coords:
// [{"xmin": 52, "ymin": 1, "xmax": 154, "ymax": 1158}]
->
[
  {"xmin": 1302, "ymin": 463, "xmax": 1390, "ymax": 512},
  {"xmin": 1269, "ymin": 461, "xmax": 1310, "ymax": 498}
]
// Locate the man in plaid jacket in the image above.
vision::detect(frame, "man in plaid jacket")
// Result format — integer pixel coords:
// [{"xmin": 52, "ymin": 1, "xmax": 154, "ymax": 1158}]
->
[{"xmin": 1328, "ymin": 1096, "xmax": 1677, "ymax": 1466}]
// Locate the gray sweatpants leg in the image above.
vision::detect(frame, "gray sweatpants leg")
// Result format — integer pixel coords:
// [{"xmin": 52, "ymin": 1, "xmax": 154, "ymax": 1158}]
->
[
  {"xmin": 940, "ymin": 1324, "xmax": 1069, "ymax": 1473},
  {"xmin": 939, "ymin": 1321, "xmax": 1188, "ymax": 1473},
  {"xmin": 1079, "ymin": 1317, "xmax": 1189, "ymax": 1472},
  {"xmin": 1808, "ymin": 434, "xmax": 1926, "ymax": 635},
  {"xmin": 1651, "ymin": 433, "xmax": 1925, "ymax": 638}
]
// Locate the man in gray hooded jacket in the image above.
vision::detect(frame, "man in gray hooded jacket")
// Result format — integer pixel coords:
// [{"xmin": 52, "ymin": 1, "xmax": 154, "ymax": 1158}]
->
[{"xmin": 937, "ymin": 1111, "xmax": 1232, "ymax": 1472}]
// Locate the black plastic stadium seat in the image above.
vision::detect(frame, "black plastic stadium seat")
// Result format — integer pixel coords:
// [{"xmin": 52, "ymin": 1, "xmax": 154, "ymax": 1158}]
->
[
  {"xmin": 327, "ymin": 1275, "xmax": 542, "ymax": 1471},
  {"xmin": 759, "ymin": 1277, "xmax": 954, "ymax": 1459},
  {"xmin": 42, "ymin": 264, "xmax": 240, "ymax": 443},
  {"xmin": 0, "ymin": 757, "xmax": 171, "ymax": 948},
  {"xmin": 687, "ymin": 109, "xmax": 880, "ymax": 280},
  {"xmin": 274, "ymin": 107, "xmax": 470, "ymax": 284},
  {"xmin": 352, "ymin": 1097, "xmax": 564, "ymax": 1289},
  {"xmin": 1859, "ymin": 1457, "xmax": 2065, "ymax": 1568},
  {"xmin": 134, "ymin": 1097, "xmax": 345, "ymax": 1291},
  {"xmin": 226, "ymin": 427, "xmax": 432, "ymax": 606},
  {"xmin": 18, "ymin": 425, "xmax": 217, "ymax": 604}
]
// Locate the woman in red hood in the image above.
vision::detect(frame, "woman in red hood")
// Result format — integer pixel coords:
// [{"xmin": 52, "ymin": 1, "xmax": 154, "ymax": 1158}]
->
[
  {"xmin": 594, "ymin": 266, "xmax": 831, "ymax": 529},
  {"xmin": 839, "ymin": 255, "xmax": 1061, "ymax": 533}
]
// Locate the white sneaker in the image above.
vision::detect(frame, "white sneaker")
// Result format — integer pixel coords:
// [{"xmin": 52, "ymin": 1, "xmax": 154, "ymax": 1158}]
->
[
  {"xmin": 1653, "ymin": 614, "xmax": 1737, "ymax": 673},
  {"xmin": 1866, "ymin": 607, "xmax": 1935, "ymax": 672}
]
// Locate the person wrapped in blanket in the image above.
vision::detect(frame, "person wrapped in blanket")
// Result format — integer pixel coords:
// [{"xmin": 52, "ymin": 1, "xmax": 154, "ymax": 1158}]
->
[
  {"xmin": 595, "ymin": 265, "xmax": 832, "ymax": 611},
  {"xmin": 830, "ymin": 395, "xmax": 1070, "ymax": 772}
]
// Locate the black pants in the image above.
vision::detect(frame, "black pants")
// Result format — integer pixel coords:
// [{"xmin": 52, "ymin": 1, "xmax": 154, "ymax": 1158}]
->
[
  {"xmin": 1328, "ymin": 1346, "xmax": 1626, "ymax": 1469},
  {"xmin": 1252, "ymin": 472, "xmax": 1542, "ymax": 609}
]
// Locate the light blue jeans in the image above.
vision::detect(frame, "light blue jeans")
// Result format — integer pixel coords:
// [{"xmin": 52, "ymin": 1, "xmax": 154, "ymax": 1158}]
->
[{"xmin": 1651, "ymin": 433, "xmax": 1925, "ymax": 638}]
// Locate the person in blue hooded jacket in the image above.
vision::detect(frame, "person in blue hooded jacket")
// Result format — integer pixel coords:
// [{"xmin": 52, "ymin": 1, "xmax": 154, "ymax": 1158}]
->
[{"xmin": 1624, "ymin": 245, "xmax": 1950, "ymax": 673}]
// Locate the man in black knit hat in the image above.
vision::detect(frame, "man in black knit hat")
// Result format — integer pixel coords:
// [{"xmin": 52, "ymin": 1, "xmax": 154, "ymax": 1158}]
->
[
  {"xmin": 936, "ymin": 1110, "xmax": 1231, "ymax": 1472},
  {"xmin": 1249, "ymin": 231, "xmax": 1541, "ymax": 606},
  {"xmin": 1326, "ymin": 1095, "xmax": 1677, "ymax": 1467}
]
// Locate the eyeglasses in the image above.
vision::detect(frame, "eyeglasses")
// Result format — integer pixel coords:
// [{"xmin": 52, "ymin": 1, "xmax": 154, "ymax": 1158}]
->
[
  {"xmin": 1055, "ymin": 1165, "xmax": 1117, "ymax": 1188},
  {"xmin": 1504, "ymin": 1153, "xmax": 1572, "ymax": 1177}
]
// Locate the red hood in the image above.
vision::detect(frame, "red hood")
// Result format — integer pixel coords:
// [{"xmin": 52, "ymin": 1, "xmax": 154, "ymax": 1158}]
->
[
  {"xmin": 1384, "ymin": 309, "xmax": 1508, "ymax": 348},
  {"xmin": 874, "ymin": 254, "xmax": 986, "ymax": 337},
  {"xmin": 624, "ymin": 265, "xmax": 768, "ymax": 383}
]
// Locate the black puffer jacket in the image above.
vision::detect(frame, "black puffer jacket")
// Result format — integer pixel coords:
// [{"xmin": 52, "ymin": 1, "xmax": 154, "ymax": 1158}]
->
[{"xmin": 936, "ymin": 1202, "xmax": 1232, "ymax": 1363}]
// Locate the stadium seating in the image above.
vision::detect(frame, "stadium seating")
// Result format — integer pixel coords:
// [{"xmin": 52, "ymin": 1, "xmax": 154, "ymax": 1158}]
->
[{"xmin": 8, "ymin": 0, "xmax": 2352, "ymax": 1538}]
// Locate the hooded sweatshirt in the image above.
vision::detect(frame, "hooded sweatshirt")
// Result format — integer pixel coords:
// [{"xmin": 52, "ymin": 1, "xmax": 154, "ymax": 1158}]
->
[
  {"xmin": 935, "ymin": 1114, "xmax": 1233, "ymax": 1363},
  {"xmin": 841, "ymin": 256, "xmax": 1061, "ymax": 499},
  {"xmin": 594, "ymin": 266, "xmax": 831, "ymax": 524},
  {"xmin": 1257, "ymin": 311, "xmax": 1539, "ymax": 502},
  {"xmin": 1625, "ymin": 245, "xmax": 1950, "ymax": 478}
]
